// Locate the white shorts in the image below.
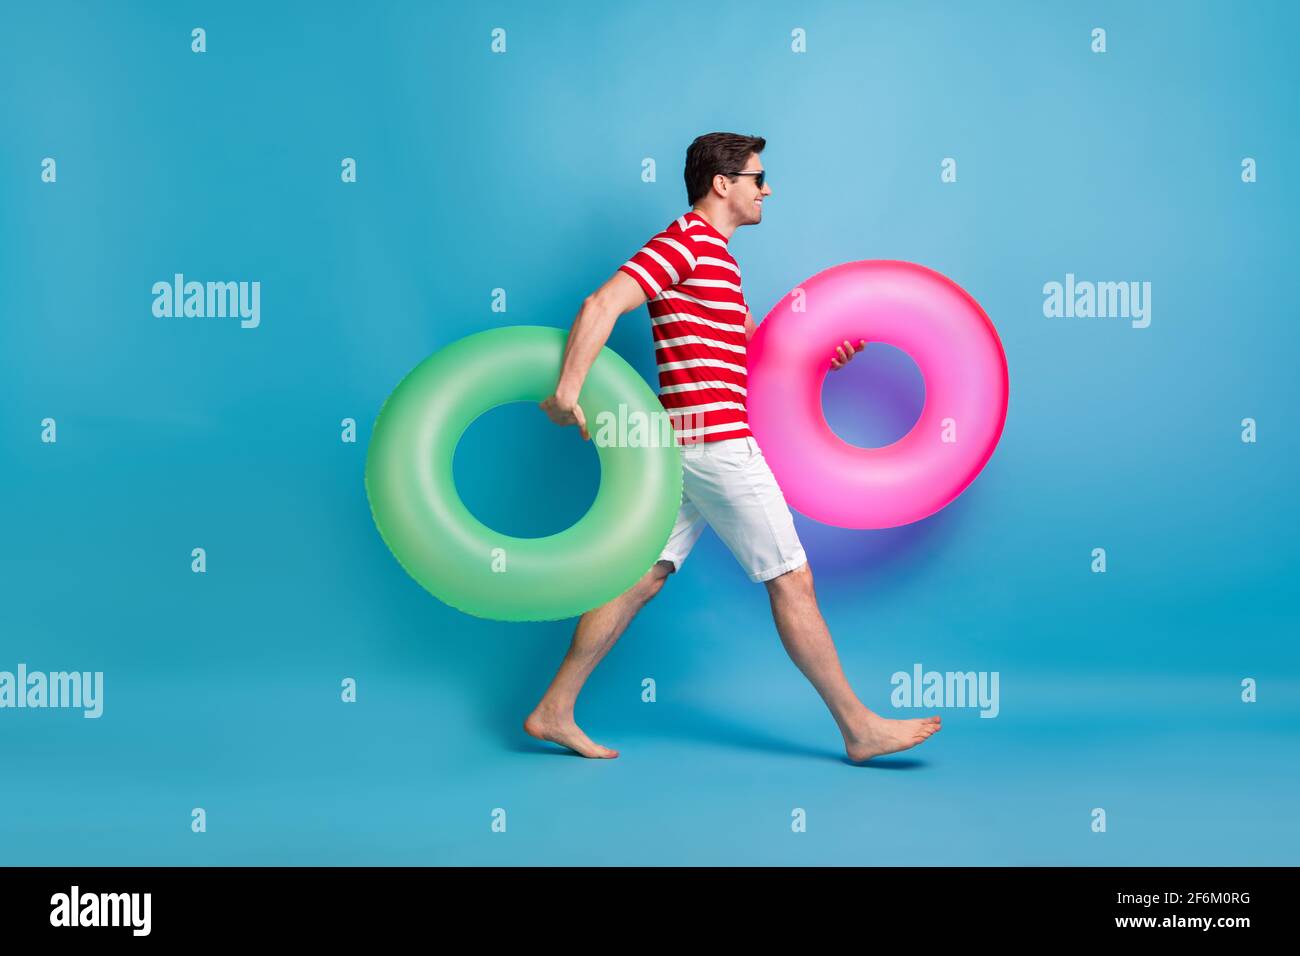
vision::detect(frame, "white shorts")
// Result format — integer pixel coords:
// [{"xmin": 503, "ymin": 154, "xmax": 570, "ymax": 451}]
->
[{"xmin": 657, "ymin": 436, "xmax": 808, "ymax": 583}]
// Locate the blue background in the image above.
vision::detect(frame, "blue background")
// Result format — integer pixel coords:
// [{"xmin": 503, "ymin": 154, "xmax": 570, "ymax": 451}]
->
[{"xmin": 2, "ymin": 0, "xmax": 1297, "ymax": 865}]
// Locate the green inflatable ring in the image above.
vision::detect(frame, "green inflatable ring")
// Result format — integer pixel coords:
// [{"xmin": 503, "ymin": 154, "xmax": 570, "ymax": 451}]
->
[{"xmin": 365, "ymin": 325, "xmax": 683, "ymax": 622}]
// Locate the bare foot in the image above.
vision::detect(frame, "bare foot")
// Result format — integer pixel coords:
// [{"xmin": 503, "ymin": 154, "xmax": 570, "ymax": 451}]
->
[
  {"xmin": 844, "ymin": 712, "xmax": 941, "ymax": 763},
  {"xmin": 524, "ymin": 708, "xmax": 619, "ymax": 758}
]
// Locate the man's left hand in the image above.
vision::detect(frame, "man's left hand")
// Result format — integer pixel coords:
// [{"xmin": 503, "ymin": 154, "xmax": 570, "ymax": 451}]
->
[{"xmin": 829, "ymin": 339, "xmax": 867, "ymax": 371}]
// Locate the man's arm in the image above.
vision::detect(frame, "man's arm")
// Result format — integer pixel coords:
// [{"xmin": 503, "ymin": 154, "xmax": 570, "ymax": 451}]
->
[
  {"xmin": 744, "ymin": 308, "xmax": 757, "ymax": 341},
  {"xmin": 540, "ymin": 270, "xmax": 648, "ymax": 440}
]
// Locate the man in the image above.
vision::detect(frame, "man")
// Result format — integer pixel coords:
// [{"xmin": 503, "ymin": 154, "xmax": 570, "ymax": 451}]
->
[{"xmin": 527, "ymin": 132, "xmax": 941, "ymax": 762}]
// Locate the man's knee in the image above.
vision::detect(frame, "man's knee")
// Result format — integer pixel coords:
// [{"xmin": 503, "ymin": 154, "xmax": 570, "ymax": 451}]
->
[
  {"xmin": 765, "ymin": 560, "xmax": 813, "ymax": 596},
  {"xmin": 639, "ymin": 561, "xmax": 674, "ymax": 602}
]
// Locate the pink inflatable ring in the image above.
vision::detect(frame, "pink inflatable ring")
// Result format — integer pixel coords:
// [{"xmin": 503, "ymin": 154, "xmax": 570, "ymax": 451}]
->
[{"xmin": 747, "ymin": 260, "xmax": 1008, "ymax": 530}]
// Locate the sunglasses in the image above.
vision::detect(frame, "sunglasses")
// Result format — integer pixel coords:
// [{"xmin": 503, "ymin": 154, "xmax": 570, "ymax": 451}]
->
[{"xmin": 730, "ymin": 169, "xmax": 766, "ymax": 189}]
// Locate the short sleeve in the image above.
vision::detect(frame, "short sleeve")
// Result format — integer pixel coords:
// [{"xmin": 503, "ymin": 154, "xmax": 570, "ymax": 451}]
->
[{"xmin": 618, "ymin": 229, "xmax": 698, "ymax": 299}]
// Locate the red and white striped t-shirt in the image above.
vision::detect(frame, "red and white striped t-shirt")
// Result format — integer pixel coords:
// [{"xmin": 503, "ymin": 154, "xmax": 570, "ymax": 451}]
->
[{"xmin": 618, "ymin": 211, "xmax": 750, "ymax": 444}]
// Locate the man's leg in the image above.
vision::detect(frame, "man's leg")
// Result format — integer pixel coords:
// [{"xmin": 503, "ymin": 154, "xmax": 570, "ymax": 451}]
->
[
  {"xmin": 524, "ymin": 560, "xmax": 674, "ymax": 758},
  {"xmin": 765, "ymin": 563, "xmax": 941, "ymax": 762}
]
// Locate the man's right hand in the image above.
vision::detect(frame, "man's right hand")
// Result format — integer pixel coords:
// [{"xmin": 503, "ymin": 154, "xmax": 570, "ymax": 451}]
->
[{"xmin": 539, "ymin": 393, "xmax": 590, "ymax": 441}]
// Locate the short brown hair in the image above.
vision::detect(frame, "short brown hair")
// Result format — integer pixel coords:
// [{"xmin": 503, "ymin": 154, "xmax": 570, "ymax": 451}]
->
[{"xmin": 684, "ymin": 132, "xmax": 766, "ymax": 205}]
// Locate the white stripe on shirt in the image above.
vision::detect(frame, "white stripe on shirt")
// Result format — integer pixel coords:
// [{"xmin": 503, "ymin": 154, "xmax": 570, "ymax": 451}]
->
[
  {"xmin": 657, "ymin": 357, "xmax": 747, "ymax": 375},
  {"xmin": 659, "ymin": 379, "xmax": 748, "ymax": 397},
  {"xmin": 681, "ymin": 276, "xmax": 742, "ymax": 293},
  {"xmin": 650, "ymin": 310, "xmax": 745, "ymax": 336},
  {"xmin": 654, "ymin": 334, "xmax": 747, "ymax": 355},
  {"xmin": 654, "ymin": 289, "xmax": 747, "ymax": 313},
  {"xmin": 662, "ymin": 400, "xmax": 747, "ymax": 415},
  {"xmin": 694, "ymin": 255, "xmax": 740, "ymax": 276},
  {"xmin": 689, "ymin": 234, "xmax": 729, "ymax": 250}
]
